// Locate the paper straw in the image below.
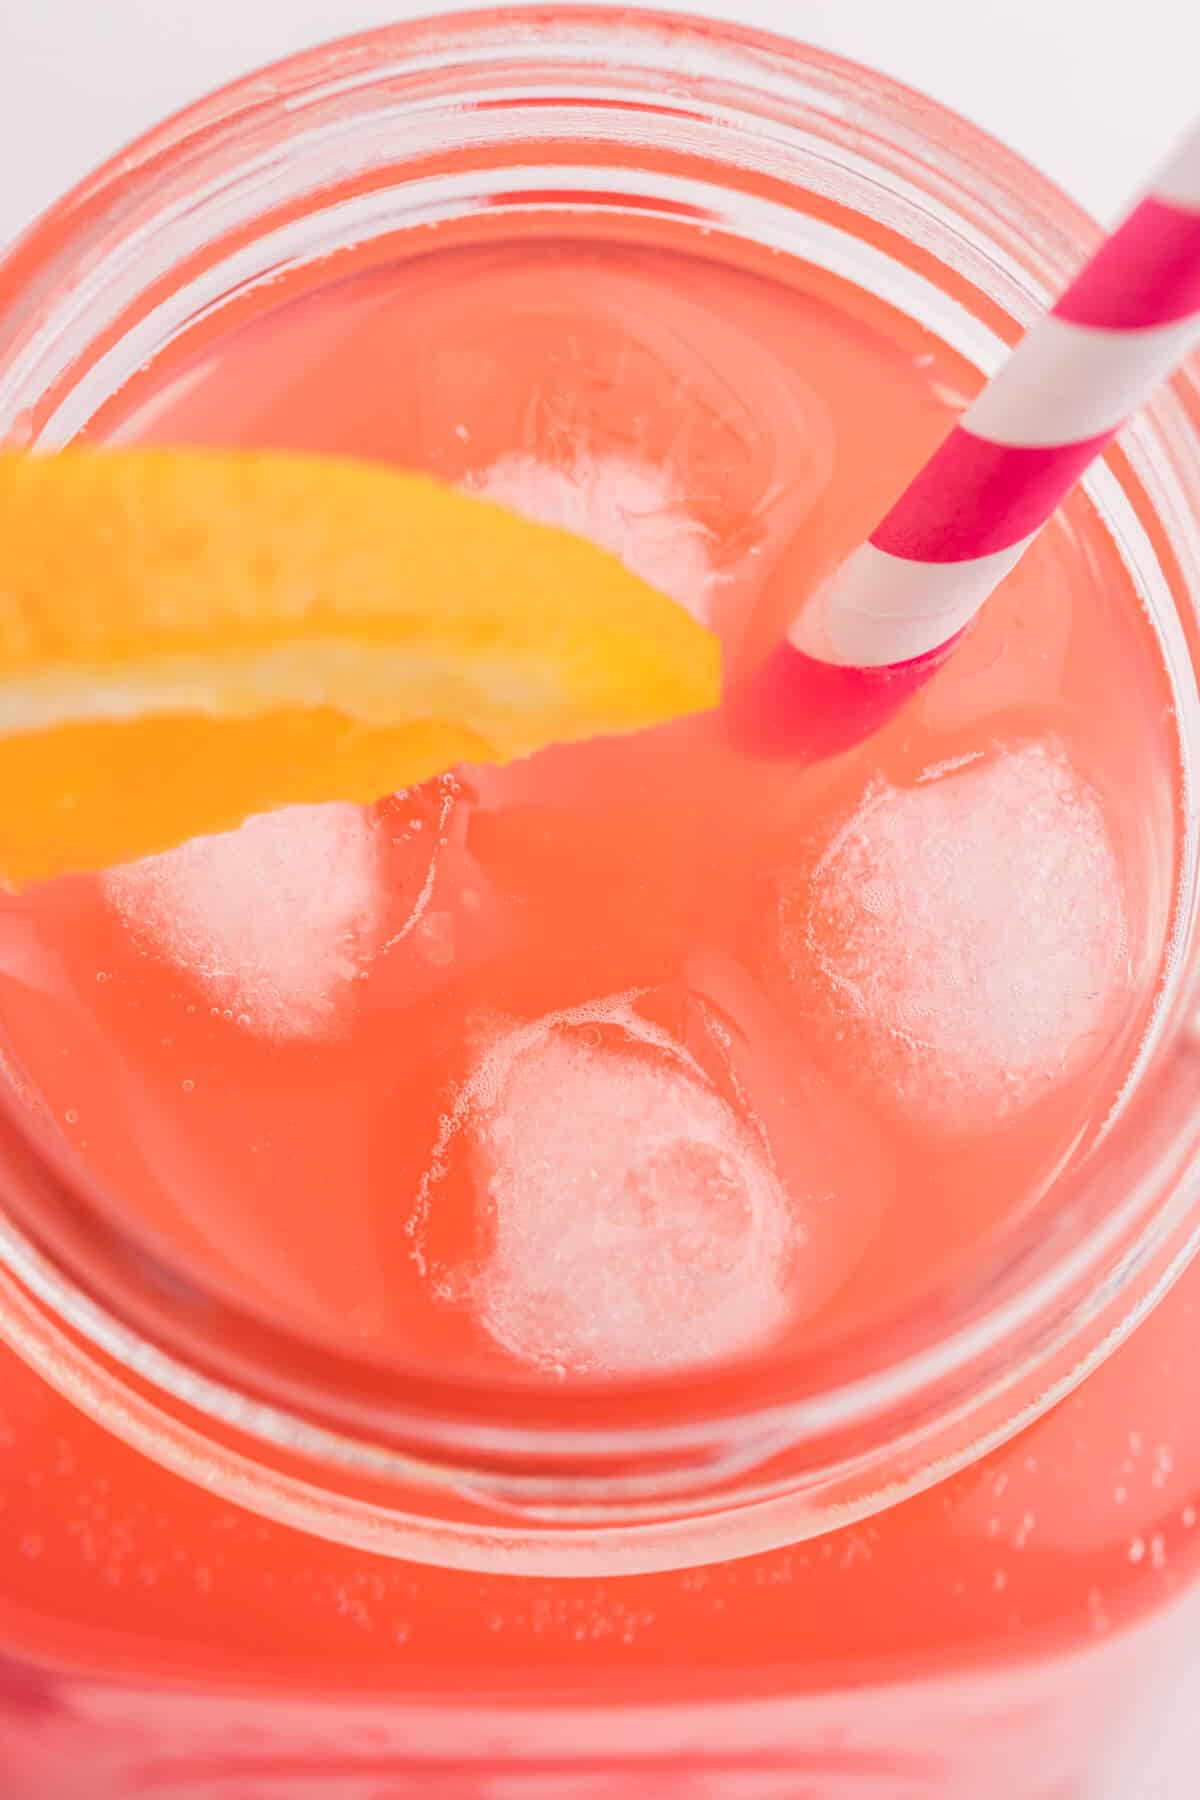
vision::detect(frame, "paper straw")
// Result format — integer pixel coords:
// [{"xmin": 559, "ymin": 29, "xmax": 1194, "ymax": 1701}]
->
[{"xmin": 735, "ymin": 119, "xmax": 1200, "ymax": 758}]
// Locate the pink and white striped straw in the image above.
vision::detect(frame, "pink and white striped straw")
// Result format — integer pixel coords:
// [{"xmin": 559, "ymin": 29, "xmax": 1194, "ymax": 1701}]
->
[{"xmin": 736, "ymin": 120, "xmax": 1200, "ymax": 759}]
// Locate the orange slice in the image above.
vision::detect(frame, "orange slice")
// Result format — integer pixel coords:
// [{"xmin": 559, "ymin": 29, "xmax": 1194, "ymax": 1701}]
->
[{"xmin": 0, "ymin": 448, "xmax": 720, "ymax": 886}]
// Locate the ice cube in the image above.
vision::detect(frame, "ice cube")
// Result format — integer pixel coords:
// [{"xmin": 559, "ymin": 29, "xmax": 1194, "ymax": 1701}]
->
[
  {"xmin": 427, "ymin": 995, "xmax": 795, "ymax": 1376},
  {"xmin": 105, "ymin": 802, "xmax": 380, "ymax": 1041},
  {"xmin": 468, "ymin": 450, "xmax": 717, "ymax": 624},
  {"xmin": 784, "ymin": 743, "xmax": 1130, "ymax": 1129}
]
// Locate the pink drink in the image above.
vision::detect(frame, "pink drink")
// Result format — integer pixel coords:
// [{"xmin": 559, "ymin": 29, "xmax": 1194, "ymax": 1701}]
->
[{"xmin": 1, "ymin": 13, "xmax": 1200, "ymax": 1796}]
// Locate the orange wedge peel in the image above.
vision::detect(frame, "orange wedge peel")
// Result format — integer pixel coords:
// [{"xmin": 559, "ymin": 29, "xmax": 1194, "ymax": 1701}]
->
[{"xmin": 0, "ymin": 448, "xmax": 720, "ymax": 887}]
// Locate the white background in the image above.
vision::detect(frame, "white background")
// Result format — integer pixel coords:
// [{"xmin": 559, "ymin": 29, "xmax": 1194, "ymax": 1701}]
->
[{"xmin": 2, "ymin": 3, "xmax": 1200, "ymax": 1795}]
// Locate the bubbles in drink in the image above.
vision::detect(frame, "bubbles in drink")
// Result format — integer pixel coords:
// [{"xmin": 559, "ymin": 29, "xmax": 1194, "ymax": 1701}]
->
[
  {"xmin": 410, "ymin": 995, "xmax": 796, "ymax": 1376},
  {"xmin": 468, "ymin": 450, "xmax": 718, "ymax": 624},
  {"xmin": 105, "ymin": 803, "xmax": 380, "ymax": 1040},
  {"xmin": 782, "ymin": 743, "xmax": 1130, "ymax": 1128}
]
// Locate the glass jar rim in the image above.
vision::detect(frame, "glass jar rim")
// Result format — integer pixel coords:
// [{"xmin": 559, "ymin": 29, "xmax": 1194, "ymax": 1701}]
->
[{"xmin": 1, "ymin": 6, "xmax": 1200, "ymax": 1568}]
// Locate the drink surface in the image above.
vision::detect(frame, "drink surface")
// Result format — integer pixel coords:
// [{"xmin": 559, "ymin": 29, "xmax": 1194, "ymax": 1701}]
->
[
  {"xmin": 1, "ymin": 228, "xmax": 1198, "ymax": 1794},
  {"xmin": 0, "ymin": 235, "xmax": 1178, "ymax": 1381}
]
